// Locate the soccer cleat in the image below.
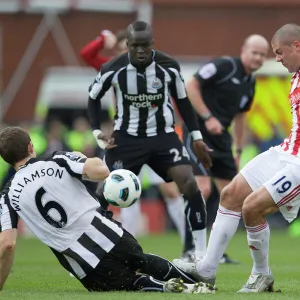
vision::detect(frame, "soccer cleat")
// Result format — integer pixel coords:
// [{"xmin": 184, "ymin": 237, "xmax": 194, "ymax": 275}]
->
[
  {"xmin": 164, "ymin": 278, "xmax": 217, "ymax": 294},
  {"xmin": 172, "ymin": 259, "xmax": 216, "ymax": 285},
  {"xmin": 237, "ymin": 271, "xmax": 274, "ymax": 293},
  {"xmin": 219, "ymin": 253, "xmax": 240, "ymax": 264},
  {"xmin": 180, "ymin": 249, "xmax": 196, "ymax": 263}
]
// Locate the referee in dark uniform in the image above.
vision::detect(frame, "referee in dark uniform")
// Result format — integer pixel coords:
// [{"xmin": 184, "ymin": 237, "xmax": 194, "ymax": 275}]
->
[
  {"xmin": 88, "ymin": 21, "xmax": 212, "ymax": 260},
  {"xmin": 183, "ymin": 34, "xmax": 269, "ymax": 264}
]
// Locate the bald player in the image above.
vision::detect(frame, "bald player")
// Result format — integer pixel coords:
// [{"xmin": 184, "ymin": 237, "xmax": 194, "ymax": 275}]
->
[
  {"xmin": 174, "ymin": 34, "xmax": 269, "ymax": 264},
  {"xmin": 176, "ymin": 26, "xmax": 300, "ymax": 292}
]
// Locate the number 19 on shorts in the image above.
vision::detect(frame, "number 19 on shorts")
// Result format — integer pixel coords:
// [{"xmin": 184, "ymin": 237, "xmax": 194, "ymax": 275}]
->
[{"xmin": 272, "ymin": 175, "xmax": 292, "ymax": 194}]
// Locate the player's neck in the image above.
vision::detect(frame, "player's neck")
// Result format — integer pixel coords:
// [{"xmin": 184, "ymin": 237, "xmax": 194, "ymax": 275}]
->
[
  {"xmin": 14, "ymin": 155, "xmax": 34, "ymax": 171},
  {"xmin": 132, "ymin": 60, "xmax": 152, "ymax": 70}
]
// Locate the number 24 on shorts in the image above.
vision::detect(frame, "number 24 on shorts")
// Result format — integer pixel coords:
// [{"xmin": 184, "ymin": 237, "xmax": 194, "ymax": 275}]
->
[
  {"xmin": 169, "ymin": 147, "xmax": 190, "ymax": 162},
  {"xmin": 272, "ymin": 175, "xmax": 292, "ymax": 194}
]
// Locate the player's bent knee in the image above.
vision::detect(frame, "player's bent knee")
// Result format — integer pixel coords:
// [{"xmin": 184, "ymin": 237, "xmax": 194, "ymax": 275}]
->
[
  {"xmin": 242, "ymin": 196, "xmax": 260, "ymax": 220},
  {"xmin": 220, "ymin": 183, "xmax": 241, "ymax": 211},
  {"xmin": 220, "ymin": 184, "xmax": 233, "ymax": 204},
  {"xmin": 179, "ymin": 177, "xmax": 198, "ymax": 198}
]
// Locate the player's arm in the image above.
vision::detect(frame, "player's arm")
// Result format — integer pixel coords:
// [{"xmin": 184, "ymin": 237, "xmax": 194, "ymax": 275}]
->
[
  {"xmin": 232, "ymin": 77, "xmax": 256, "ymax": 158},
  {"xmin": 232, "ymin": 112, "xmax": 247, "ymax": 156},
  {"xmin": 186, "ymin": 58, "xmax": 234, "ymax": 134},
  {"xmin": 185, "ymin": 76, "xmax": 210, "ymax": 119},
  {"xmin": 168, "ymin": 61, "xmax": 212, "ymax": 169},
  {"xmin": 88, "ymin": 68, "xmax": 116, "ymax": 149},
  {"xmin": 186, "ymin": 58, "xmax": 234, "ymax": 117},
  {"xmin": 0, "ymin": 229, "xmax": 17, "ymax": 290},
  {"xmin": 0, "ymin": 193, "xmax": 18, "ymax": 290},
  {"xmin": 53, "ymin": 151, "xmax": 110, "ymax": 182},
  {"xmin": 168, "ymin": 62, "xmax": 200, "ymax": 135},
  {"xmin": 82, "ymin": 158, "xmax": 110, "ymax": 181},
  {"xmin": 79, "ymin": 30, "xmax": 115, "ymax": 70}
]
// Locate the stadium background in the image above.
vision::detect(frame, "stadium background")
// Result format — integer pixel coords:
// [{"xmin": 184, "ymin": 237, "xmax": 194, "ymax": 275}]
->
[{"xmin": 0, "ymin": 0, "xmax": 298, "ymax": 236}]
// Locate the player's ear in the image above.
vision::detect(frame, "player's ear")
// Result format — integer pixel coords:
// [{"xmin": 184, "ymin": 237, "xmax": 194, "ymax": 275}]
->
[
  {"xmin": 28, "ymin": 141, "xmax": 35, "ymax": 157},
  {"xmin": 293, "ymin": 40, "xmax": 300, "ymax": 51}
]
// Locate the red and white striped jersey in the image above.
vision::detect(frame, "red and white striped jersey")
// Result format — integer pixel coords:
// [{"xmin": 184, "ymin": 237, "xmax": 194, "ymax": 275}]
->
[{"xmin": 281, "ymin": 71, "xmax": 300, "ymax": 155}]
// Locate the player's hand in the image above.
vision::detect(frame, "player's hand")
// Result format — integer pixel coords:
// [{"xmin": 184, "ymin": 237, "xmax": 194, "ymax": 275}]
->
[
  {"xmin": 192, "ymin": 140, "xmax": 213, "ymax": 170},
  {"xmin": 93, "ymin": 129, "xmax": 117, "ymax": 150},
  {"xmin": 101, "ymin": 30, "xmax": 117, "ymax": 50},
  {"xmin": 205, "ymin": 117, "xmax": 224, "ymax": 135}
]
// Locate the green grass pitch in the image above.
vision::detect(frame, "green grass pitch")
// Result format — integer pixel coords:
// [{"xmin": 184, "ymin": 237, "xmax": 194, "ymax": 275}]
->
[{"xmin": 2, "ymin": 230, "xmax": 300, "ymax": 299}]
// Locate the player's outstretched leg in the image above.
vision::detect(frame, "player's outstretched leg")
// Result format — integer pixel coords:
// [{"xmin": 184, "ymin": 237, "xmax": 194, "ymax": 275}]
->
[
  {"xmin": 131, "ymin": 274, "xmax": 216, "ymax": 294},
  {"xmin": 141, "ymin": 253, "xmax": 197, "ymax": 283}
]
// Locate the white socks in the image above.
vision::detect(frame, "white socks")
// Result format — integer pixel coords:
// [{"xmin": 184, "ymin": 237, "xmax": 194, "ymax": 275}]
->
[
  {"xmin": 165, "ymin": 196, "xmax": 185, "ymax": 243},
  {"xmin": 192, "ymin": 229, "xmax": 207, "ymax": 258},
  {"xmin": 246, "ymin": 222, "xmax": 270, "ymax": 275},
  {"xmin": 197, "ymin": 205, "xmax": 241, "ymax": 277},
  {"xmin": 120, "ymin": 201, "xmax": 141, "ymax": 236}
]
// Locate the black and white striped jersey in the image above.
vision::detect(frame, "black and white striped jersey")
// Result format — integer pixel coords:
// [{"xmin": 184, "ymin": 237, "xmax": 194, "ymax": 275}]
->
[
  {"xmin": 0, "ymin": 152, "xmax": 123, "ymax": 279},
  {"xmin": 89, "ymin": 50, "xmax": 188, "ymax": 137}
]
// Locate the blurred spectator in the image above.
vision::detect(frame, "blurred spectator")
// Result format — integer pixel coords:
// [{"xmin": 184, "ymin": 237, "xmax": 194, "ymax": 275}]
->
[
  {"xmin": 67, "ymin": 117, "xmax": 96, "ymax": 157},
  {"xmin": 44, "ymin": 119, "xmax": 70, "ymax": 154}
]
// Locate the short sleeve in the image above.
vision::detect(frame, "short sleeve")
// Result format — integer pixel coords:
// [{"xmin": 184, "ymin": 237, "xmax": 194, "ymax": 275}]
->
[
  {"xmin": 168, "ymin": 60, "xmax": 187, "ymax": 100},
  {"xmin": 0, "ymin": 192, "xmax": 18, "ymax": 232},
  {"xmin": 52, "ymin": 152, "xmax": 87, "ymax": 177},
  {"xmin": 240, "ymin": 77, "xmax": 256, "ymax": 112},
  {"xmin": 194, "ymin": 57, "xmax": 235, "ymax": 87}
]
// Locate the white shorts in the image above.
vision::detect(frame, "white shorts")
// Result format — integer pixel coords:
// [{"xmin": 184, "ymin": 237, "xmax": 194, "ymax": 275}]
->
[
  {"xmin": 138, "ymin": 165, "xmax": 165, "ymax": 186},
  {"xmin": 240, "ymin": 146, "xmax": 300, "ymax": 223}
]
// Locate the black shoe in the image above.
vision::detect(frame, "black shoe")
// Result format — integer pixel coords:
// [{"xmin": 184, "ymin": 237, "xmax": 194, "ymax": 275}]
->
[{"xmin": 219, "ymin": 253, "xmax": 240, "ymax": 264}]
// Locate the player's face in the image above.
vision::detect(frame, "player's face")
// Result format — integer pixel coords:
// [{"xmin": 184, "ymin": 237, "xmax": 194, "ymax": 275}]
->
[
  {"xmin": 127, "ymin": 32, "xmax": 153, "ymax": 66},
  {"xmin": 242, "ymin": 44, "xmax": 268, "ymax": 72},
  {"xmin": 272, "ymin": 40, "xmax": 300, "ymax": 73}
]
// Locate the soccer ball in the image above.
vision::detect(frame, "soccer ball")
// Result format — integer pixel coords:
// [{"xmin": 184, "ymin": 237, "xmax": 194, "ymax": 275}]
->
[{"xmin": 103, "ymin": 169, "xmax": 141, "ymax": 208}]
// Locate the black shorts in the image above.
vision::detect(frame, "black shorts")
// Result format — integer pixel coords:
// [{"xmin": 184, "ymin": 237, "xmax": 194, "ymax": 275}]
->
[
  {"xmin": 105, "ymin": 131, "xmax": 191, "ymax": 182},
  {"xmin": 80, "ymin": 230, "xmax": 146, "ymax": 292},
  {"xmin": 183, "ymin": 126, "xmax": 237, "ymax": 180}
]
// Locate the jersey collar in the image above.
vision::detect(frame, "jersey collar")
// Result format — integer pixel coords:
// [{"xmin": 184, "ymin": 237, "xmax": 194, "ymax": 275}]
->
[
  {"xmin": 292, "ymin": 70, "xmax": 300, "ymax": 80},
  {"xmin": 18, "ymin": 157, "xmax": 35, "ymax": 171}
]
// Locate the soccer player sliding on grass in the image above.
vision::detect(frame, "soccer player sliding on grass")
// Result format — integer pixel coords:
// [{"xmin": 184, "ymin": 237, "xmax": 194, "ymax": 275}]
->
[{"xmin": 0, "ymin": 126, "xmax": 215, "ymax": 294}]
